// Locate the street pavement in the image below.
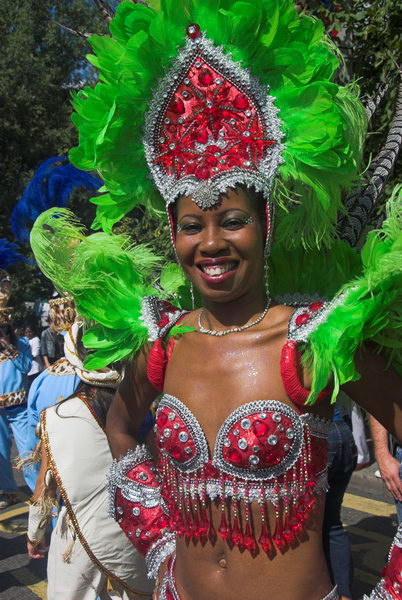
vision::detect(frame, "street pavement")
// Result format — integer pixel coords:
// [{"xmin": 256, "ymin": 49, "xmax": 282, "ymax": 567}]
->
[{"xmin": 0, "ymin": 460, "xmax": 398, "ymax": 599}]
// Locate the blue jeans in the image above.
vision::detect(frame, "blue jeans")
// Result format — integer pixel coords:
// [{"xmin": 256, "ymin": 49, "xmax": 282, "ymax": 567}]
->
[
  {"xmin": 323, "ymin": 420, "xmax": 357, "ymax": 599},
  {"xmin": 0, "ymin": 405, "xmax": 37, "ymax": 494},
  {"xmin": 395, "ymin": 445, "xmax": 402, "ymax": 524}
]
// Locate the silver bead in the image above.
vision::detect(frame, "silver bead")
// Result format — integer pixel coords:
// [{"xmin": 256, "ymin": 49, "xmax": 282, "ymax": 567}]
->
[
  {"xmin": 286, "ymin": 428, "xmax": 294, "ymax": 440},
  {"xmin": 207, "ymin": 101, "xmax": 213, "ymax": 108},
  {"xmin": 195, "ymin": 61, "xmax": 202, "ymax": 68},
  {"xmin": 224, "ymin": 438, "xmax": 231, "ymax": 447},
  {"xmin": 272, "ymin": 412, "xmax": 281, "ymax": 423},
  {"xmin": 214, "ymin": 152, "xmax": 220, "ymax": 157},
  {"xmin": 173, "ymin": 423, "xmax": 179, "ymax": 430},
  {"xmin": 179, "ymin": 432, "xmax": 189, "ymax": 443},
  {"xmin": 169, "ymin": 143, "xmax": 175, "ymax": 150},
  {"xmin": 267, "ymin": 435, "xmax": 278, "ymax": 446},
  {"xmin": 128, "ymin": 531, "xmax": 132, "ymax": 537},
  {"xmin": 185, "ymin": 447, "xmax": 192, "ymax": 454},
  {"xmin": 117, "ymin": 507, "xmax": 123, "ymax": 515},
  {"xmin": 243, "ymin": 130, "xmax": 251, "ymax": 137},
  {"xmin": 260, "ymin": 413, "xmax": 267, "ymax": 419},
  {"xmin": 284, "ymin": 444, "xmax": 290, "ymax": 451},
  {"xmin": 278, "ymin": 424, "xmax": 284, "ymax": 432},
  {"xmin": 182, "ymin": 91, "xmax": 189, "ymax": 98},
  {"xmin": 241, "ymin": 418, "xmax": 251, "ymax": 430},
  {"xmin": 132, "ymin": 507, "xmax": 141, "ymax": 516},
  {"xmin": 135, "ymin": 528, "xmax": 141, "ymax": 537},
  {"xmin": 159, "ymin": 137, "xmax": 165, "ymax": 143},
  {"xmin": 164, "ymin": 118, "xmax": 170, "ymax": 124},
  {"xmin": 184, "ymin": 78, "xmax": 190, "ymax": 85},
  {"xmin": 244, "ymin": 160, "xmax": 251, "ymax": 167},
  {"xmin": 139, "ymin": 471, "xmax": 148, "ymax": 481},
  {"xmin": 237, "ymin": 438, "xmax": 248, "ymax": 450},
  {"xmin": 245, "ymin": 110, "xmax": 252, "ymax": 117},
  {"xmin": 212, "ymin": 167, "xmax": 219, "ymax": 173},
  {"xmin": 164, "ymin": 428, "xmax": 171, "ymax": 438},
  {"xmin": 215, "ymin": 78, "xmax": 222, "ymax": 84},
  {"xmin": 230, "ymin": 118, "xmax": 236, "ymax": 125},
  {"xmin": 178, "ymin": 118, "xmax": 184, "ymax": 124},
  {"xmin": 252, "ymin": 445, "xmax": 260, "ymax": 453},
  {"xmin": 233, "ymin": 429, "xmax": 240, "ymax": 436},
  {"xmin": 249, "ymin": 455, "xmax": 259, "ymax": 466}
]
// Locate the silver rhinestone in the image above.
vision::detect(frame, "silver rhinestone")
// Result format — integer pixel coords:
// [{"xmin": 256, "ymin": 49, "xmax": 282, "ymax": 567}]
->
[
  {"xmin": 185, "ymin": 447, "xmax": 192, "ymax": 454},
  {"xmin": 244, "ymin": 160, "xmax": 251, "ymax": 167},
  {"xmin": 135, "ymin": 528, "xmax": 141, "ymax": 537},
  {"xmin": 215, "ymin": 78, "xmax": 222, "ymax": 84},
  {"xmin": 267, "ymin": 435, "xmax": 278, "ymax": 446},
  {"xmin": 195, "ymin": 61, "xmax": 202, "ymax": 68},
  {"xmin": 252, "ymin": 445, "xmax": 260, "ymax": 452},
  {"xmin": 173, "ymin": 423, "xmax": 179, "ymax": 430},
  {"xmin": 132, "ymin": 507, "xmax": 141, "ymax": 516},
  {"xmin": 153, "ymin": 424, "xmax": 157, "ymax": 432},
  {"xmin": 164, "ymin": 428, "xmax": 171, "ymax": 438},
  {"xmin": 259, "ymin": 413, "xmax": 267, "ymax": 419},
  {"xmin": 272, "ymin": 413, "xmax": 281, "ymax": 423},
  {"xmin": 117, "ymin": 507, "xmax": 123, "ymax": 515},
  {"xmin": 286, "ymin": 428, "xmax": 294, "ymax": 440},
  {"xmin": 184, "ymin": 78, "xmax": 190, "ymax": 84},
  {"xmin": 243, "ymin": 130, "xmax": 251, "ymax": 137},
  {"xmin": 224, "ymin": 438, "xmax": 231, "ymax": 447},
  {"xmin": 219, "ymin": 159, "xmax": 226, "ymax": 164},
  {"xmin": 249, "ymin": 455, "xmax": 259, "ymax": 466},
  {"xmin": 178, "ymin": 117, "xmax": 184, "ymax": 124},
  {"xmin": 206, "ymin": 101, "xmax": 213, "ymax": 108},
  {"xmin": 145, "ymin": 531, "xmax": 150, "ymax": 537},
  {"xmin": 159, "ymin": 136, "xmax": 165, "ymax": 143},
  {"xmin": 245, "ymin": 110, "xmax": 252, "ymax": 117},
  {"xmin": 159, "ymin": 437, "xmax": 164, "ymax": 443},
  {"xmin": 164, "ymin": 118, "xmax": 170, "ymax": 124},
  {"xmin": 278, "ymin": 424, "xmax": 284, "ymax": 432},
  {"xmin": 128, "ymin": 531, "xmax": 132, "ymax": 537},
  {"xmin": 182, "ymin": 91, "xmax": 189, "ymax": 98},
  {"xmin": 219, "ymin": 130, "xmax": 225, "ymax": 137},
  {"xmin": 212, "ymin": 167, "xmax": 219, "ymax": 172},
  {"xmin": 139, "ymin": 471, "xmax": 148, "ymax": 481},
  {"xmin": 214, "ymin": 152, "xmax": 220, "ymax": 157},
  {"xmin": 284, "ymin": 444, "xmax": 290, "ymax": 451},
  {"xmin": 179, "ymin": 432, "xmax": 189, "ymax": 443},
  {"xmin": 241, "ymin": 418, "xmax": 251, "ymax": 430},
  {"xmin": 233, "ymin": 429, "xmax": 240, "ymax": 436},
  {"xmin": 238, "ymin": 438, "xmax": 248, "ymax": 450},
  {"xmin": 169, "ymin": 143, "xmax": 175, "ymax": 150},
  {"xmin": 117, "ymin": 518, "xmax": 122, "ymax": 524},
  {"xmin": 163, "ymin": 93, "xmax": 168, "ymax": 98},
  {"xmin": 230, "ymin": 118, "xmax": 236, "ymax": 125}
]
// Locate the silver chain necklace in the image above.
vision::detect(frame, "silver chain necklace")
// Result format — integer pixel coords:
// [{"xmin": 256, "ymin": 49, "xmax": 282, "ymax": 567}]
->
[{"xmin": 197, "ymin": 298, "xmax": 271, "ymax": 336}]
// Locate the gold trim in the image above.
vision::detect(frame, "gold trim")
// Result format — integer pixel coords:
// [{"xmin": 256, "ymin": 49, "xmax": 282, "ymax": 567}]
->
[
  {"xmin": 0, "ymin": 389, "xmax": 26, "ymax": 409},
  {"xmin": 40, "ymin": 409, "xmax": 150, "ymax": 597},
  {"xmin": 0, "ymin": 348, "xmax": 19, "ymax": 362}
]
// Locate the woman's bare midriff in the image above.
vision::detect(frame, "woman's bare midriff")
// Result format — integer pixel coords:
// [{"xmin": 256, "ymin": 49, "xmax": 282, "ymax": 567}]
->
[{"xmin": 174, "ymin": 497, "xmax": 332, "ymax": 600}]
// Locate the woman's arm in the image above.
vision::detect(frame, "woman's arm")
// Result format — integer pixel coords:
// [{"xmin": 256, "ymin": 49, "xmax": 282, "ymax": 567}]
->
[
  {"xmin": 342, "ymin": 345, "xmax": 402, "ymax": 444},
  {"xmin": 106, "ymin": 346, "xmax": 158, "ymax": 459}
]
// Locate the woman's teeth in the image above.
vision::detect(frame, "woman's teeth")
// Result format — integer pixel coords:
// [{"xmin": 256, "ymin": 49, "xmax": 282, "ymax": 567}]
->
[{"xmin": 202, "ymin": 262, "xmax": 237, "ymax": 277}]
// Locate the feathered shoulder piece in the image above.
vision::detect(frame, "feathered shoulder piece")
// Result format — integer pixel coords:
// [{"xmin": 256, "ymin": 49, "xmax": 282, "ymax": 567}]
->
[
  {"xmin": 301, "ymin": 187, "xmax": 402, "ymax": 404},
  {"xmin": 30, "ymin": 209, "xmax": 190, "ymax": 369}
]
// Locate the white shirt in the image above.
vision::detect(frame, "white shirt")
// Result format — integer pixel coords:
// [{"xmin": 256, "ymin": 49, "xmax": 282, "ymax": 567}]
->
[{"xmin": 28, "ymin": 337, "xmax": 43, "ymax": 376}]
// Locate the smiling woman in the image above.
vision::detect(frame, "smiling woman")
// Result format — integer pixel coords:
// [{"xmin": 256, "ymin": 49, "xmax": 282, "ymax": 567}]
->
[{"xmin": 29, "ymin": 1, "xmax": 402, "ymax": 600}]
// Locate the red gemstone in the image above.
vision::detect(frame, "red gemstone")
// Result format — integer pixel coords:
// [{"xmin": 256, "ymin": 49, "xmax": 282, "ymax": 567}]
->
[
  {"xmin": 170, "ymin": 99, "xmax": 185, "ymax": 114},
  {"xmin": 233, "ymin": 94, "xmax": 249, "ymax": 110},
  {"xmin": 252, "ymin": 420, "xmax": 268, "ymax": 437},
  {"xmin": 243, "ymin": 522, "xmax": 257, "ymax": 553},
  {"xmin": 309, "ymin": 302, "xmax": 324, "ymax": 311},
  {"xmin": 198, "ymin": 69, "xmax": 214, "ymax": 86},
  {"xmin": 218, "ymin": 512, "xmax": 229, "ymax": 540},
  {"xmin": 195, "ymin": 165, "xmax": 209, "ymax": 180},
  {"xmin": 196, "ymin": 128, "xmax": 208, "ymax": 144},
  {"xmin": 231, "ymin": 516, "xmax": 243, "ymax": 546},
  {"xmin": 157, "ymin": 411, "xmax": 168, "ymax": 426},
  {"xmin": 258, "ymin": 522, "xmax": 273, "ymax": 553},
  {"xmin": 227, "ymin": 448, "xmax": 242, "ymax": 465},
  {"xmin": 170, "ymin": 445, "xmax": 182, "ymax": 460},
  {"xmin": 209, "ymin": 521, "xmax": 217, "ymax": 545},
  {"xmin": 295, "ymin": 312, "xmax": 310, "ymax": 326},
  {"xmin": 187, "ymin": 23, "xmax": 201, "ymax": 39}
]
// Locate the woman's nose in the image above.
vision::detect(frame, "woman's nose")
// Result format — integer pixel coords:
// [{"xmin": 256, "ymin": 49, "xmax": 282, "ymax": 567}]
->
[{"xmin": 198, "ymin": 225, "xmax": 229, "ymax": 255}]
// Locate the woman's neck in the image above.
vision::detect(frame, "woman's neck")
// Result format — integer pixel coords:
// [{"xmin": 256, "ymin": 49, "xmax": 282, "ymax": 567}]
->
[{"xmin": 201, "ymin": 288, "xmax": 268, "ymax": 330}]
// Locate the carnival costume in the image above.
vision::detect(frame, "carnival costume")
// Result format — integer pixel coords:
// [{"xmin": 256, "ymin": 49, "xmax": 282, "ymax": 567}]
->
[
  {"xmin": 29, "ymin": 0, "xmax": 402, "ymax": 598},
  {"xmin": 27, "ymin": 321, "xmax": 153, "ymax": 600},
  {"xmin": 0, "ymin": 269, "xmax": 35, "ymax": 494}
]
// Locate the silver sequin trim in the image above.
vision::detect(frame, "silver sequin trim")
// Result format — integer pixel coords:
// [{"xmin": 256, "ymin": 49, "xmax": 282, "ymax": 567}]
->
[
  {"xmin": 141, "ymin": 296, "xmax": 188, "ymax": 342},
  {"xmin": 108, "ymin": 445, "xmax": 160, "ymax": 518},
  {"xmin": 363, "ymin": 581, "xmax": 395, "ymax": 600},
  {"xmin": 143, "ymin": 33, "xmax": 284, "ymax": 209},
  {"xmin": 145, "ymin": 531, "xmax": 177, "ymax": 579},
  {"xmin": 288, "ymin": 291, "xmax": 351, "ymax": 343}
]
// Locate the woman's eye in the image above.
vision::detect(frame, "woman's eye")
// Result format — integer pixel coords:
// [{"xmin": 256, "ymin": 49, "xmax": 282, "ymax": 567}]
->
[
  {"xmin": 222, "ymin": 219, "xmax": 249, "ymax": 230},
  {"xmin": 179, "ymin": 223, "xmax": 202, "ymax": 234}
]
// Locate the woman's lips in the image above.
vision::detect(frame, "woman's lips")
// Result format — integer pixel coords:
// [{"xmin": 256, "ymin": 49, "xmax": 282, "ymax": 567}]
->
[{"xmin": 197, "ymin": 261, "xmax": 238, "ymax": 284}]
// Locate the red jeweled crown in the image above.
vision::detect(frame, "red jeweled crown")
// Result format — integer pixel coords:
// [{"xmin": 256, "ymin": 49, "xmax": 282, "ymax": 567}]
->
[{"xmin": 143, "ymin": 25, "xmax": 284, "ymax": 210}]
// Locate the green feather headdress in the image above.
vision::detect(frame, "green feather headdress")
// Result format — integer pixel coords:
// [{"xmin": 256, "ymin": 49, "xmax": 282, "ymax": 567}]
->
[{"xmin": 70, "ymin": 0, "xmax": 367, "ymax": 248}]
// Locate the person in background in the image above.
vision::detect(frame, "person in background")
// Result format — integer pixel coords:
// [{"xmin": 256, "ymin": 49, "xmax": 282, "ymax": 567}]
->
[
  {"xmin": 40, "ymin": 316, "xmax": 63, "ymax": 368},
  {"xmin": 0, "ymin": 270, "xmax": 34, "ymax": 508},
  {"xmin": 25, "ymin": 324, "xmax": 43, "ymax": 390},
  {"xmin": 323, "ymin": 391, "xmax": 357, "ymax": 600},
  {"xmin": 370, "ymin": 416, "xmax": 402, "ymax": 523}
]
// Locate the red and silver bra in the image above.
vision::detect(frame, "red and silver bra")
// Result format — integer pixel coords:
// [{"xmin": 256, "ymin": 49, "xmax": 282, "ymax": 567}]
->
[{"xmin": 156, "ymin": 394, "xmax": 329, "ymax": 554}]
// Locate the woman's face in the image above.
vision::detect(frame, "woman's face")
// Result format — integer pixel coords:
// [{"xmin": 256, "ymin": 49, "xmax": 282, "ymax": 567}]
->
[
  {"xmin": 25, "ymin": 327, "xmax": 33, "ymax": 339},
  {"xmin": 175, "ymin": 187, "xmax": 266, "ymax": 303}
]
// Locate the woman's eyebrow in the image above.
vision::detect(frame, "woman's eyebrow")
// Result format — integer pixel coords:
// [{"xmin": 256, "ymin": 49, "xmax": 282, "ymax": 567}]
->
[{"xmin": 178, "ymin": 214, "xmax": 203, "ymax": 221}]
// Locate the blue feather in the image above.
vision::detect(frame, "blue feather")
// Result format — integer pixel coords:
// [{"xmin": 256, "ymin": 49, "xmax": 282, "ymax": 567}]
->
[
  {"xmin": 11, "ymin": 156, "xmax": 102, "ymax": 243},
  {"xmin": 0, "ymin": 239, "xmax": 29, "ymax": 269}
]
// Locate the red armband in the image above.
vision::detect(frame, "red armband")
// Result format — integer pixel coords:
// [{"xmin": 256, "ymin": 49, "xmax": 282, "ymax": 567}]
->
[{"xmin": 108, "ymin": 446, "xmax": 176, "ymax": 578}]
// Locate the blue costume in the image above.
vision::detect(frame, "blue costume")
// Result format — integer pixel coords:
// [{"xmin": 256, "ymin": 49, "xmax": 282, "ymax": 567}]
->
[{"xmin": 0, "ymin": 337, "xmax": 35, "ymax": 493}]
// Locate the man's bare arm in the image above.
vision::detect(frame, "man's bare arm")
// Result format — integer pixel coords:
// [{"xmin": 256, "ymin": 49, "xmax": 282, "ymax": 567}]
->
[{"xmin": 369, "ymin": 415, "xmax": 402, "ymax": 502}]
